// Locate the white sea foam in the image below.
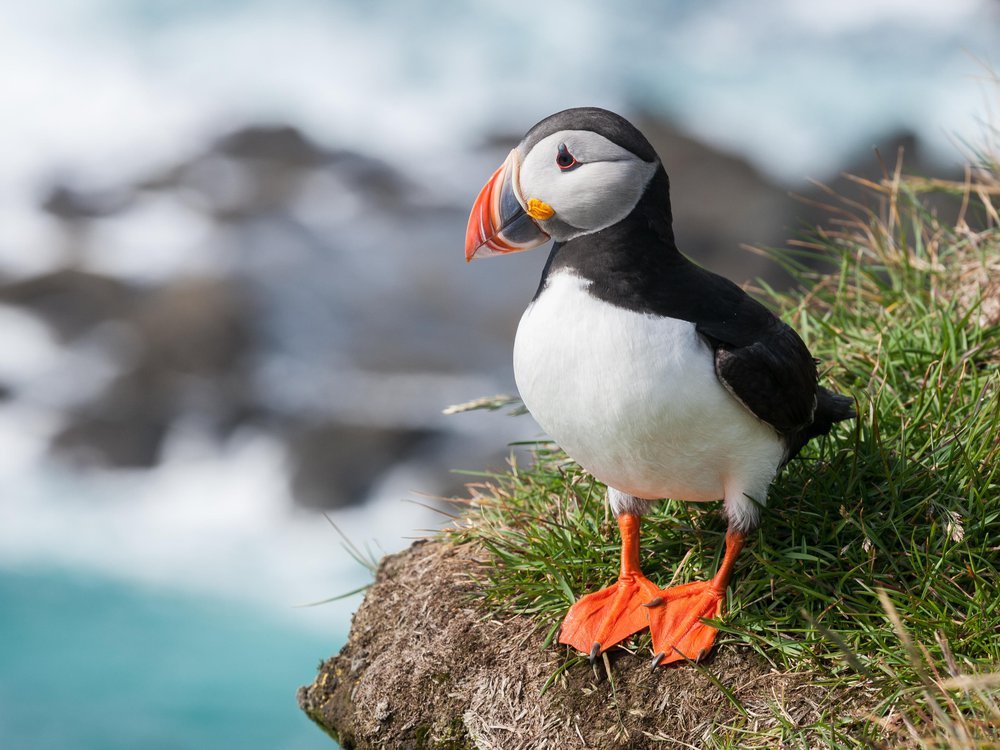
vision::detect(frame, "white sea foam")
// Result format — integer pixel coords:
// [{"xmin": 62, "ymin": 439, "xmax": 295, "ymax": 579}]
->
[
  {"xmin": 0, "ymin": 417, "xmax": 447, "ymax": 632},
  {"xmin": 0, "ymin": 0, "xmax": 995, "ymax": 206},
  {"xmin": 0, "ymin": 306, "xmax": 63, "ymax": 386},
  {"xmin": 84, "ymin": 194, "xmax": 224, "ymax": 283}
]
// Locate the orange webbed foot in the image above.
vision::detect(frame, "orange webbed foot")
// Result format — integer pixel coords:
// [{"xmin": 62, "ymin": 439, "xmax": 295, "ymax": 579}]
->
[
  {"xmin": 645, "ymin": 580, "xmax": 724, "ymax": 666},
  {"xmin": 558, "ymin": 573, "xmax": 661, "ymax": 658},
  {"xmin": 645, "ymin": 530, "xmax": 747, "ymax": 667}
]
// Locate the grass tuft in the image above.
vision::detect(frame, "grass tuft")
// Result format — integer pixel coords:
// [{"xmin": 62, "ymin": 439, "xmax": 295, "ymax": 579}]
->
[{"xmin": 445, "ymin": 148, "xmax": 999, "ymax": 747}]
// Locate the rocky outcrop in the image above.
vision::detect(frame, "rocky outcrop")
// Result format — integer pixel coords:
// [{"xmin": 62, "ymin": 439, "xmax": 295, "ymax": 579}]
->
[{"xmin": 298, "ymin": 540, "xmax": 854, "ymax": 749}]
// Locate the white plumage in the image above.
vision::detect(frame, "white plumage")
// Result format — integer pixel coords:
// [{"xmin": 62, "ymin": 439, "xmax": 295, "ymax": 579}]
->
[{"xmin": 513, "ymin": 269, "xmax": 785, "ymax": 532}]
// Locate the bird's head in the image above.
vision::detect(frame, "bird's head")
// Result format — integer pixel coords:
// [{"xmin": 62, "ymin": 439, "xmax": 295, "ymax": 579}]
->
[{"xmin": 465, "ymin": 108, "xmax": 664, "ymax": 261}]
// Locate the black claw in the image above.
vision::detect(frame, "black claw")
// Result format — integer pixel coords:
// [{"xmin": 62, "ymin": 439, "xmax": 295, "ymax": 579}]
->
[
  {"xmin": 641, "ymin": 596, "xmax": 664, "ymax": 608},
  {"xmin": 588, "ymin": 642, "xmax": 601, "ymax": 665},
  {"xmin": 650, "ymin": 651, "xmax": 666, "ymax": 670}
]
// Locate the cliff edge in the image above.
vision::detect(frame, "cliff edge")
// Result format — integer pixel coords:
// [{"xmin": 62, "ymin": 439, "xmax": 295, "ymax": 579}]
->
[{"xmin": 297, "ymin": 539, "xmax": 852, "ymax": 749}]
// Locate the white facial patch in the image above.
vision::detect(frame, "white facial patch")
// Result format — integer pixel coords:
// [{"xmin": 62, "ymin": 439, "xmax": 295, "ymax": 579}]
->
[{"xmin": 518, "ymin": 130, "xmax": 657, "ymax": 240}]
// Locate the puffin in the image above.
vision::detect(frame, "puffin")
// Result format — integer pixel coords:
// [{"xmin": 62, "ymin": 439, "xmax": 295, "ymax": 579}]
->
[{"xmin": 464, "ymin": 108, "xmax": 854, "ymax": 667}]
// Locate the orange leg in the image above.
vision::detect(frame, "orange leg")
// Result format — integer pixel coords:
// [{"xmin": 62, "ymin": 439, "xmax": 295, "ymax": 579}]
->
[
  {"xmin": 646, "ymin": 530, "xmax": 746, "ymax": 667},
  {"xmin": 558, "ymin": 513, "xmax": 661, "ymax": 659}
]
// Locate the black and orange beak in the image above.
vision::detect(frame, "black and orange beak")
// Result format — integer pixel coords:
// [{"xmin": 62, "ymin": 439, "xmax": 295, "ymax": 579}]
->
[{"xmin": 465, "ymin": 149, "xmax": 551, "ymax": 261}]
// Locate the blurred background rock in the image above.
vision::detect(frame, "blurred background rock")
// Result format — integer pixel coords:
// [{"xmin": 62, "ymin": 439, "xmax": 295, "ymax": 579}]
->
[{"xmin": 0, "ymin": 1, "xmax": 997, "ymax": 748}]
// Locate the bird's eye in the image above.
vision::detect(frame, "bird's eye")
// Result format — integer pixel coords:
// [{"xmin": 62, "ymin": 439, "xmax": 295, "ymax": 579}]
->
[{"xmin": 555, "ymin": 143, "xmax": 578, "ymax": 171}]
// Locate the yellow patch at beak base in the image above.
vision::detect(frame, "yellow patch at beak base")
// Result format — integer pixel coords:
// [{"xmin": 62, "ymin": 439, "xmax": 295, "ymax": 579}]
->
[{"xmin": 526, "ymin": 198, "xmax": 555, "ymax": 221}]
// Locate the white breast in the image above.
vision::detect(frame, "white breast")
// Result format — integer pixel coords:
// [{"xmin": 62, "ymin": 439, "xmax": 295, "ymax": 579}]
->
[{"xmin": 513, "ymin": 270, "xmax": 785, "ymax": 507}]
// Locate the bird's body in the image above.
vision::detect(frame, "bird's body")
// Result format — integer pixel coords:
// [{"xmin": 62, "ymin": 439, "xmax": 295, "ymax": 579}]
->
[
  {"xmin": 514, "ymin": 267, "xmax": 784, "ymax": 514},
  {"xmin": 464, "ymin": 107, "xmax": 854, "ymax": 666}
]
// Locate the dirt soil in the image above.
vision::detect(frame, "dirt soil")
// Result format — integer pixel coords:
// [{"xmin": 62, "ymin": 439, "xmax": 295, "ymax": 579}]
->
[{"xmin": 298, "ymin": 539, "xmax": 864, "ymax": 749}]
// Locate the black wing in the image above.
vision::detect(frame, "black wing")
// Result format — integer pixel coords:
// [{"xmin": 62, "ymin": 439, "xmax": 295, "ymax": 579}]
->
[
  {"xmin": 674, "ymin": 266, "xmax": 816, "ymax": 435},
  {"xmin": 701, "ymin": 318, "xmax": 818, "ymax": 434},
  {"xmin": 686, "ymin": 266, "xmax": 856, "ymax": 459}
]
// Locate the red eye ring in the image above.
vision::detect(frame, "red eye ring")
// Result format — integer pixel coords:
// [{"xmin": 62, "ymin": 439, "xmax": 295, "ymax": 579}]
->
[{"xmin": 556, "ymin": 142, "xmax": 578, "ymax": 171}]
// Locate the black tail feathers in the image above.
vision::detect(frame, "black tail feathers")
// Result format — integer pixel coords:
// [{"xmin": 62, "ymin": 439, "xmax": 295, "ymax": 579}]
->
[
  {"xmin": 784, "ymin": 386, "xmax": 855, "ymax": 462},
  {"xmin": 814, "ymin": 386, "xmax": 856, "ymax": 428}
]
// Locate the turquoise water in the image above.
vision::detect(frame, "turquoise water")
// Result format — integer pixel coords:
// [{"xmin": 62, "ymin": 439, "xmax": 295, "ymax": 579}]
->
[{"xmin": 0, "ymin": 568, "xmax": 342, "ymax": 749}]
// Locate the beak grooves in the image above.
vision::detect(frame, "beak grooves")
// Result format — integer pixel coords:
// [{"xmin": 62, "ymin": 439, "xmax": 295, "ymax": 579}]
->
[{"xmin": 465, "ymin": 149, "xmax": 550, "ymax": 261}]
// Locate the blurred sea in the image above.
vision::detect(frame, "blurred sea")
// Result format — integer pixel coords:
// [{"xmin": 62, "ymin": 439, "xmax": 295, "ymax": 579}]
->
[
  {"xmin": 0, "ymin": 569, "xmax": 336, "ymax": 749},
  {"xmin": 0, "ymin": 1, "xmax": 997, "ymax": 748}
]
